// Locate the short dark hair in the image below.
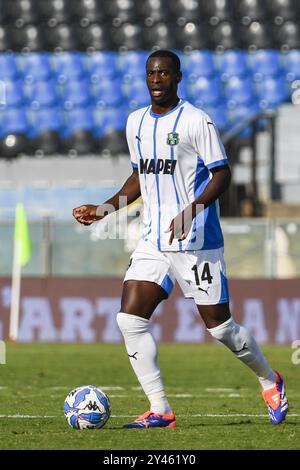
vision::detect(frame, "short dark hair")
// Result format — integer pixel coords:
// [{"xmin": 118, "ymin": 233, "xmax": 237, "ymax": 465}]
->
[{"xmin": 146, "ymin": 50, "xmax": 181, "ymax": 74}]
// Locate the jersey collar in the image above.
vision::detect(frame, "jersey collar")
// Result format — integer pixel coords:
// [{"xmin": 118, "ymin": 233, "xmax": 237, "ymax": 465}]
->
[{"xmin": 149, "ymin": 99, "xmax": 185, "ymax": 118}]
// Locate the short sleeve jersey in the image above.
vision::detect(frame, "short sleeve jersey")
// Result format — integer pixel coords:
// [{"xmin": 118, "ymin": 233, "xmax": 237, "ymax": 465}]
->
[{"xmin": 126, "ymin": 100, "xmax": 229, "ymax": 252}]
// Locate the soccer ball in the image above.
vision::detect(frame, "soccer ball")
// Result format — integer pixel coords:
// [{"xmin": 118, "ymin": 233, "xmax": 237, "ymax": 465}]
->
[{"xmin": 64, "ymin": 385, "xmax": 111, "ymax": 429}]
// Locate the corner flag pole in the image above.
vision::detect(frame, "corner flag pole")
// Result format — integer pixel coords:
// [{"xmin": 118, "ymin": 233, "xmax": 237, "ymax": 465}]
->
[{"xmin": 9, "ymin": 203, "xmax": 32, "ymax": 342}]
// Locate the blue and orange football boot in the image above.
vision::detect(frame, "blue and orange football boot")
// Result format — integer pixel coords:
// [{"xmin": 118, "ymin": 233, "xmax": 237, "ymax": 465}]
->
[
  {"xmin": 123, "ymin": 410, "xmax": 176, "ymax": 429},
  {"xmin": 262, "ymin": 371, "xmax": 288, "ymax": 425}
]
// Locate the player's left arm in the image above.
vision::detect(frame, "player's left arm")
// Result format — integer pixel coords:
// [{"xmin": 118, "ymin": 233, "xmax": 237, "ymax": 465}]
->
[{"xmin": 167, "ymin": 165, "xmax": 231, "ymax": 244}]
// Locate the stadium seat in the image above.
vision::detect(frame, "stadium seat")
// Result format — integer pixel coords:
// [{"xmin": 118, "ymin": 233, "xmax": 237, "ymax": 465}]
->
[
  {"xmin": 5, "ymin": 0, "xmax": 39, "ymax": 27},
  {"xmin": 143, "ymin": 23, "xmax": 176, "ymax": 50},
  {"xmin": 283, "ymin": 50, "xmax": 300, "ymax": 81},
  {"xmin": 29, "ymin": 107, "xmax": 63, "ymax": 154},
  {"xmin": 20, "ymin": 52, "xmax": 53, "ymax": 82},
  {"xmin": 11, "ymin": 24, "xmax": 44, "ymax": 52},
  {"xmin": 63, "ymin": 107, "xmax": 96, "ymax": 155},
  {"xmin": 0, "ymin": 79, "xmax": 24, "ymax": 108},
  {"xmin": 123, "ymin": 78, "xmax": 150, "ymax": 110},
  {"xmin": 182, "ymin": 51, "xmax": 215, "ymax": 81},
  {"xmin": 266, "ymin": 0, "xmax": 300, "ymax": 24},
  {"xmin": 112, "ymin": 23, "xmax": 144, "ymax": 51},
  {"xmin": 94, "ymin": 106, "xmax": 128, "ymax": 153},
  {"xmin": 52, "ymin": 52, "xmax": 85, "ymax": 83},
  {"xmin": 240, "ymin": 21, "xmax": 273, "ymax": 49},
  {"xmin": 273, "ymin": 21, "xmax": 300, "ymax": 49},
  {"xmin": 0, "ymin": 54, "xmax": 19, "ymax": 80},
  {"xmin": 61, "ymin": 79, "xmax": 91, "ymax": 110},
  {"xmin": 86, "ymin": 52, "xmax": 119, "ymax": 82},
  {"xmin": 227, "ymin": 103, "xmax": 260, "ymax": 138},
  {"xmin": 235, "ymin": 0, "xmax": 268, "ymax": 25},
  {"xmin": 217, "ymin": 50, "xmax": 249, "ymax": 81},
  {"xmin": 77, "ymin": 24, "xmax": 113, "ymax": 52},
  {"xmin": 178, "ymin": 80, "xmax": 188, "ymax": 100},
  {"xmin": 106, "ymin": 0, "xmax": 138, "ymax": 27},
  {"xmin": 0, "ymin": 0, "xmax": 9, "ymax": 24},
  {"xmin": 99, "ymin": 129, "xmax": 128, "ymax": 155},
  {"xmin": 38, "ymin": 0, "xmax": 72, "ymax": 26},
  {"xmin": 169, "ymin": 0, "xmax": 203, "ymax": 24},
  {"xmin": 93, "ymin": 107, "xmax": 128, "ymax": 137},
  {"xmin": 188, "ymin": 76, "xmax": 223, "ymax": 107},
  {"xmin": 202, "ymin": 0, "xmax": 234, "ymax": 25},
  {"xmin": 137, "ymin": 0, "xmax": 169, "ymax": 26},
  {"xmin": 43, "ymin": 24, "xmax": 78, "ymax": 52},
  {"xmin": 118, "ymin": 51, "xmax": 148, "ymax": 81},
  {"xmin": 25, "ymin": 79, "xmax": 58, "ymax": 109},
  {"xmin": 91, "ymin": 78, "xmax": 123, "ymax": 108},
  {"xmin": 201, "ymin": 104, "xmax": 228, "ymax": 132},
  {"xmin": 0, "ymin": 107, "xmax": 29, "ymax": 157},
  {"xmin": 72, "ymin": 0, "xmax": 106, "ymax": 26},
  {"xmin": 224, "ymin": 76, "xmax": 255, "ymax": 107},
  {"xmin": 249, "ymin": 50, "xmax": 282, "ymax": 80},
  {"xmin": 209, "ymin": 21, "xmax": 240, "ymax": 50},
  {"xmin": 256, "ymin": 76, "xmax": 289, "ymax": 109},
  {"xmin": 175, "ymin": 22, "xmax": 209, "ymax": 51},
  {"xmin": 0, "ymin": 26, "xmax": 12, "ymax": 51}
]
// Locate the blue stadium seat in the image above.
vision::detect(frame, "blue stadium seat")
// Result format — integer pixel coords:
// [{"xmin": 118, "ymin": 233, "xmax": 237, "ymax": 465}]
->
[
  {"xmin": 0, "ymin": 79, "xmax": 24, "ymax": 108},
  {"xmin": 30, "ymin": 107, "xmax": 63, "ymax": 135},
  {"xmin": 91, "ymin": 78, "xmax": 123, "ymax": 108},
  {"xmin": 25, "ymin": 79, "xmax": 58, "ymax": 110},
  {"xmin": 201, "ymin": 104, "xmax": 229, "ymax": 132},
  {"xmin": 182, "ymin": 51, "xmax": 215, "ymax": 81},
  {"xmin": 256, "ymin": 76, "xmax": 289, "ymax": 109},
  {"xmin": 249, "ymin": 50, "xmax": 282, "ymax": 81},
  {"xmin": 118, "ymin": 51, "xmax": 148, "ymax": 81},
  {"xmin": 63, "ymin": 107, "xmax": 96, "ymax": 154},
  {"xmin": 61, "ymin": 79, "xmax": 91, "ymax": 110},
  {"xmin": 20, "ymin": 53, "xmax": 53, "ymax": 82},
  {"xmin": 63, "ymin": 108, "xmax": 94, "ymax": 137},
  {"xmin": 217, "ymin": 50, "xmax": 249, "ymax": 81},
  {"xmin": 123, "ymin": 79, "xmax": 150, "ymax": 110},
  {"xmin": 225, "ymin": 76, "xmax": 255, "ymax": 107},
  {"xmin": 86, "ymin": 52, "xmax": 119, "ymax": 82},
  {"xmin": 0, "ymin": 108, "xmax": 29, "ymax": 137},
  {"xmin": 29, "ymin": 107, "xmax": 63, "ymax": 154},
  {"xmin": 188, "ymin": 76, "xmax": 223, "ymax": 107},
  {"xmin": 93, "ymin": 107, "xmax": 128, "ymax": 138},
  {"xmin": 52, "ymin": 52, "xmax": 85, "ymax": 83},
  {"xmin": 178, "ymin": 80, "xmax": 188, "ymax": 100},
  {"xmin": 0, "ymin": 54, "xmax": 19, "ymax": 80},
  {"xmin": 227, "ymin": 103, "xmax": 260, "ymax": 138},
  {"xmin": 284, "ymin": 50, "xmax": 300, "ymax": 81}
]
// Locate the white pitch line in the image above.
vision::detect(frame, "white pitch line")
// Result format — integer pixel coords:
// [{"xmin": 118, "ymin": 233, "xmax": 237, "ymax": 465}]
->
[{"xmin": 0, "ymin": 413, "xmax": 299, "ymax": 419}]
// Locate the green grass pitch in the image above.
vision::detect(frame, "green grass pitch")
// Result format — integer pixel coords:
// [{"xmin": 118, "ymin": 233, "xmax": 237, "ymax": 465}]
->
[{"xmin": 0, "ymin": 343, "xmax": 299, "ymax": 450}]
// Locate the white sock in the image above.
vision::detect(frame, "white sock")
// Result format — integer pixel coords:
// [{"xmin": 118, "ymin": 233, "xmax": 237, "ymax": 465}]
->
[
  {"xmin": 117, "ymin": 312, "xmax": 172, "ymax": 415},
  {"xmin": 208, "ymin": 318, "xmax": 277, "ymax": 390}
]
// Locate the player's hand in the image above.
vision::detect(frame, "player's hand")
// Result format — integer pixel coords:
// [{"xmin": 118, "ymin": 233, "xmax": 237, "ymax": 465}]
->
[
  {"xmin": 165, "ymin": 206, "xmax": 193, "ymax": 245},
  {"xmin": 72, "ymin": 204, "xmax": 103, "ymax": 226}
]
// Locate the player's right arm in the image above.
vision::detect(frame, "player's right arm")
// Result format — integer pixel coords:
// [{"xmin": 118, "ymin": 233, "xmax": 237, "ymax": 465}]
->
[{"xmin": 72, "ymin": 168, "xmax": 140, "ymax": 226}]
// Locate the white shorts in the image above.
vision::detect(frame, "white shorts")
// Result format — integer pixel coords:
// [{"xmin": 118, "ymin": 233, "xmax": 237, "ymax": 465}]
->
[{"xmin": 124, "ymin": 239, "xmax": 229, "ymax": 305}]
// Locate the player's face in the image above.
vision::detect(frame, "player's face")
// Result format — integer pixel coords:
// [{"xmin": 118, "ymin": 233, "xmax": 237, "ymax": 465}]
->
[{"xmin": 146, "ymin": 57, "xmax": 181, "ymax": 106}]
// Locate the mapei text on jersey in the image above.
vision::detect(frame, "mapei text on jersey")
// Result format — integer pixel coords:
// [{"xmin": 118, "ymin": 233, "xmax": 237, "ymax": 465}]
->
[{"xmin": 139, "ymin": 158, "xmax": 177, "ymax": 175}]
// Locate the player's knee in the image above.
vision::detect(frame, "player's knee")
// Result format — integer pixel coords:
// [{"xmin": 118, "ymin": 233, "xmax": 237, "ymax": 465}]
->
[
  {"xmin": 116, "ymin": 311, "xmax": 149, "ymax": 337},
  {"xmin": 208, "ymin": 317, "xmax": 248, "ymax": 352}
]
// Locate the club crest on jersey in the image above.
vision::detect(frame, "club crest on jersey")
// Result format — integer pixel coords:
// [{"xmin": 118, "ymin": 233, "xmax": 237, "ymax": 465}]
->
[{"xmin": 167, "ymin": 132, "xmax": 179, "ymax": 146}]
